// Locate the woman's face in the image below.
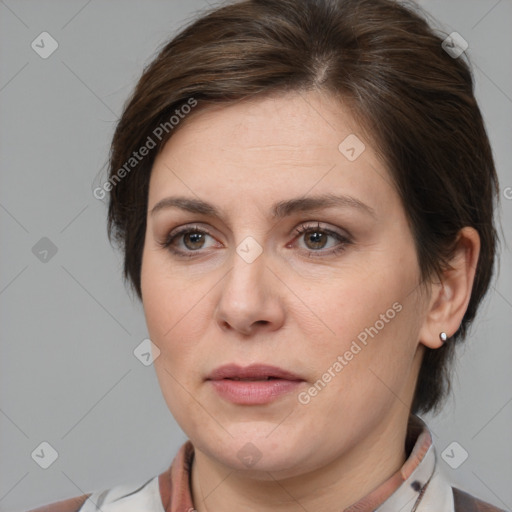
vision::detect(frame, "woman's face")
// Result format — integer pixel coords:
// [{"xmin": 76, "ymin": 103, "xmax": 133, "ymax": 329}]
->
[{"xmin": 141, "ymin": 91, "xmax": 428, "ymax": 478}]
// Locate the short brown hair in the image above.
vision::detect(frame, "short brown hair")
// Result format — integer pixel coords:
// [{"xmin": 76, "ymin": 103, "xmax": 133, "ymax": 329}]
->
[{"xmin": 106, "ymin": 0, "xmax": 499, "ymax": 414}]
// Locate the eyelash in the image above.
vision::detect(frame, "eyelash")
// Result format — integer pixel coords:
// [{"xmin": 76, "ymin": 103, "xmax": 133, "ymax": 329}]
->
[{"xmin": 159, "ymin": 223, "xmax": 352, "ymax": 259}]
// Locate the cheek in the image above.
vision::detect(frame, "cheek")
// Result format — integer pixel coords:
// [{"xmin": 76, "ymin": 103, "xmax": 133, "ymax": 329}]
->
[
  {"xmin": 301, "ymin": 260, "xmax": 421, "ymax": 396},
  {"xmin": 308, "ymin": 269, "xmax": 405, "ymax": 345},
  {"xmin": 141, "ymin": 252, "xmax": 185, "ymax": 365},
  {"xmin": 141, "ymin": 256, "xmax": 206, "ymax": 428},
  {"xmin": 141, "ymin": 249, "xmax": 215, "ymax": 379},
  {"xmin": 142, "ymin": 246, "xmax": 192, "ymax": 336}
]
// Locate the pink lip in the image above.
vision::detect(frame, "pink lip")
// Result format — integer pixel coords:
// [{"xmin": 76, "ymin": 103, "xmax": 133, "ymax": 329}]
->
[{"xmin": 207, "ymin": 364, "xmax": 305, "ymax": 405}]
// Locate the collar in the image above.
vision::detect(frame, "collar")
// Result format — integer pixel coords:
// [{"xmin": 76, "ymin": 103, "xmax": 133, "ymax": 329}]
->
[
  {"xmin": 158, "ymin": 415, "xmax": 450, "ymax": 512},
  {"xmin": 346, "ymin": 415, "xmax": 434, "ymax": 511}
]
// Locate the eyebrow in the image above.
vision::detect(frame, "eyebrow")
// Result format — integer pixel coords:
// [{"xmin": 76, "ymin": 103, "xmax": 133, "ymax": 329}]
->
[{"xmin": 150, "ymin": 193, "xmax": 376, "ymax": 220}]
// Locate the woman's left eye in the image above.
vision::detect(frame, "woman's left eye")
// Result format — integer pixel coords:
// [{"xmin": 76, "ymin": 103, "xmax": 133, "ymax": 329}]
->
[{"xmin": 291, "ymin": 223, "xmax": 352, "ymax": 256}]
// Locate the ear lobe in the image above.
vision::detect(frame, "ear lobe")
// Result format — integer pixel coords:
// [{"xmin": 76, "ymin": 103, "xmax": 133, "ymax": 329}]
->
[{"xmin": 418, "ymin": 227, "xmax": 480, "ymax": 349}]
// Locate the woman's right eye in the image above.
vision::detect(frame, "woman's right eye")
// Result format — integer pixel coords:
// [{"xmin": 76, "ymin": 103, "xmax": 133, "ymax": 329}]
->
[{"xmin": 160, "ymin": 227, "xmax": 218, "ymax": 256}]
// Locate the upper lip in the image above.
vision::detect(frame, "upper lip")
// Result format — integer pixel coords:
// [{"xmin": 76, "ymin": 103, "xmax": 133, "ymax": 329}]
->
[{"xmin": 207, "ymin": 364, "xmax": 304, "ymax": 381}]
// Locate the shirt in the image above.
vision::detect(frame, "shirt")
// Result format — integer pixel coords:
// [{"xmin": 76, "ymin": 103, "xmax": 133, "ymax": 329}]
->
[{"xmin": 27, "ymin": 415, "xmax": 506, "ymax": 512}]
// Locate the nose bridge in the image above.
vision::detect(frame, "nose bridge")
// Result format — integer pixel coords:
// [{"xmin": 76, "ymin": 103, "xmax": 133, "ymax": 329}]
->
[
  {"xmin": 222, "ymin": 243, "xmax": 268, "ymax": 312},
  {"xmin": 215, "ymin": 239, "xmax": 284, "ymax": 334}
]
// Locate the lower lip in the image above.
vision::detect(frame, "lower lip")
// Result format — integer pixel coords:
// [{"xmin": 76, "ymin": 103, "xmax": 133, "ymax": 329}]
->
[{"xmin": 208, "ymin": 379, "xmax": 303, "ymax": 404}]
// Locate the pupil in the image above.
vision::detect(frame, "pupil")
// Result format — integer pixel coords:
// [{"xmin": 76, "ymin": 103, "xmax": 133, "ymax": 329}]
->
[
  {"xmin": 307, "ymin": 231, "xmax": 326, "ymax": 249},
  {"xmin": 185, "ymin": 232, "xmax": 204, "ymax": 249}
]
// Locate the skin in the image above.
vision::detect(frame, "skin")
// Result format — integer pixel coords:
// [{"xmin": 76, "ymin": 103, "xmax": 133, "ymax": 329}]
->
[{"xmin": 140, "ymin": 90, "xmax": 480, "ymax": 512}]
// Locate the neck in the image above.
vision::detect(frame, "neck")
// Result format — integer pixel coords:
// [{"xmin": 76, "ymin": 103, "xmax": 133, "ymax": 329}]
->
[{"xmin": 190, "ymin": 411, "xmax": 410, "ymax": 512}]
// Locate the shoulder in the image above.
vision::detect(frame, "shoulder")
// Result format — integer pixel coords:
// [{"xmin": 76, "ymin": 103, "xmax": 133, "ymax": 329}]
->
[
  {"xmin": 23, "ymin": 442, "xmax": 193, "ymax": 512},
  {"xmin": 26, "ymin": 494, "xmax": 91, "ymax": 512},
  {"xmin": 25, "ymin": 476, "xmax": 164, "ymax": 512},
  {"xmin": 452, "ymin": 487, "xmax": 508, "ymax": 512}
]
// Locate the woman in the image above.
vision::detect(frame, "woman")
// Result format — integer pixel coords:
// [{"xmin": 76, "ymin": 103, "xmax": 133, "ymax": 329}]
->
[{"xmin": 28, "ymin": 0, "xmax": 505, "ymax": 510}]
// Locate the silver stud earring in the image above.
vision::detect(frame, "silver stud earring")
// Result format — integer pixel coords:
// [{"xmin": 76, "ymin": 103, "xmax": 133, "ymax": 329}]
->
[{"xmin": 439, "ymin": 332, "xmax": 448, "ymax": 343}]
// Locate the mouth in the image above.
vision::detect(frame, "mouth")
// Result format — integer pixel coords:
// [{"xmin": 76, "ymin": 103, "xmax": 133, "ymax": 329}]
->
[
  {"xmin": 206, "ymin": 364, "xmax": 305, "ymax": 405},
  {"xmin": 207, "ymin": 363, "xmax": 304, "ymax": 382},
  {"xmin": 225, "ymin": 376, "xmax": 280, "ymax": 381}
]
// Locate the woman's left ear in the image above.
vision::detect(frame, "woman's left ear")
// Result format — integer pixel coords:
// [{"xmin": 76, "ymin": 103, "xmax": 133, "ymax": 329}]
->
[{"xmin": 418, "ymin": 227, "xmax": 481, "ymax": 349}]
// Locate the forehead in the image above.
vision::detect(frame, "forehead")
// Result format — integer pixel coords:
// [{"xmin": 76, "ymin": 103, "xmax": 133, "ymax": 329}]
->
[
  {"xmin": 160, "ymin": 91, "xmax": 361, "ymax": 160},
  {"xmin": 148, "ymin": 90, "xmax": 397, "ymax": 217}
]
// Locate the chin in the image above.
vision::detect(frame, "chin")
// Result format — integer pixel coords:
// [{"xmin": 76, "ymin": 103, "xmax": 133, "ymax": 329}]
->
[{"xmin": 192, "ymin": 423, "xmax": 320, "ymax": 477}]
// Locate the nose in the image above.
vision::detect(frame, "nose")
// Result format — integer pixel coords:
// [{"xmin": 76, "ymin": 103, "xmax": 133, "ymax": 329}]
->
[{"xmin": 214, "ymin": 248, "xmax": 285, "ymax": 337}]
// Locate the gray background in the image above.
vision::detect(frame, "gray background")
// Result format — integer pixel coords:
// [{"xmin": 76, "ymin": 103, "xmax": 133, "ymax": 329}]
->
[{"xmin": 0, "ymin": 1, "xmax": 511, "ymax": 511}]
